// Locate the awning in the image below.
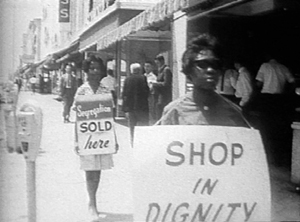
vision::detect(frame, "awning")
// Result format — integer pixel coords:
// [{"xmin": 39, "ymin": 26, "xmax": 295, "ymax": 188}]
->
[
  {"xmin": 185, "ymin": 0, "xmax": 252, "ymax": 20},
  {"xmin": 41, "ymin": 55, "xmax": 61, "ymax": 71},
  {"xmin": 55, "ymin": 51, "xmax": 84, "ymax": 63},
  {"xmin": 96, "ymin": 0, "xmax": 188, "ymax": 50},
  {"xmin": 18, "ymin": 59, "xmax": 45, "ymax": 75},
  {"xmin": 39, "ymin": 39, "xmax": 80, "ymax": 70},
  {"xmin": 51, "ymin": 39, "xmax": 80, "ymax": 60},
  {"xmin": 32, "ymin": 59, "xmax": 46, "ymax": 69},
  {"xmin": 19, "ymin": 64, "xmax": 32, "ymax": 74}
]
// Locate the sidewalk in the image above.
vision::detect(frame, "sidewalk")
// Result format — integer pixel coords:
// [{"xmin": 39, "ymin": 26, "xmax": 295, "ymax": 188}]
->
[
  {"xmin": 1, "ymin": 91, "xmax": 133, "ymax": 222},
  {"xmin": 0, "ymin": 91, "xmax": 299, "ymax": 222}
]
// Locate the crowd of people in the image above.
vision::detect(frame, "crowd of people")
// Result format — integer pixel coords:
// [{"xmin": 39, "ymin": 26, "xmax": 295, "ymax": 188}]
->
[
  {"xmin": 217, "ymin": 52, "xmax": 298, "ymax": 167},
  {"xmin": 5, "ymin": 33, "xmax": 298, "ymax": 220},
  {"xmin": 74, "ymin": 33, "xmax": 298, "ymax": 220},
  {"xmin": 54, "ymin": 34, "xmax": 298, "ymax": 173}
]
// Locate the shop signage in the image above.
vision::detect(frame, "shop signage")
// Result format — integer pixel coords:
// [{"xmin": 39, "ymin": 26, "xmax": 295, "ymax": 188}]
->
[
  {"xmin": 59, "ymin": 0, "xmax": 70, "ymax": 23},
  {"xmin": 133, "ymin": 126, "xmax": 271, "ymax": 222},
  {"xmin": 75, "ymin": 94, "xmax": 116, "ymax": 155}
]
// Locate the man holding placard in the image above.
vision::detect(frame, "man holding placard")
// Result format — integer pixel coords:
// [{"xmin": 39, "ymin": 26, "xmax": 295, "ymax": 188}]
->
[{"xmin": 73, "ymin": 56, "xmax": 118, "ymax": 220}]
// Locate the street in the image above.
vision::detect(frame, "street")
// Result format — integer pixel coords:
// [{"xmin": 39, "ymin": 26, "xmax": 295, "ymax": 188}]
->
[
  {"xmin": 1, "ymin": 91, "xmax": 133, "ymax": 222},
  {"xmin": 0, "ymin": 91, "xmax": 300, "ymax": 222}
]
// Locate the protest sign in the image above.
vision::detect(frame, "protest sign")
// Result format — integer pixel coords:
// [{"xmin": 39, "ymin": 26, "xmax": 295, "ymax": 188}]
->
[
  {"xmin": 133, "ymin": 126, "xmax": 271, "ymax": 222},
  {"xmin": 75, "ymin": 94, "xmax": 116, "ymax": 155}
]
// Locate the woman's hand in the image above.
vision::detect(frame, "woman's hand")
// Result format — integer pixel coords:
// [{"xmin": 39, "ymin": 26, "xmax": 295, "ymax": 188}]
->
[{"xmin": 114, "ymin": 143, "xmax": 119, "ymax": 154}]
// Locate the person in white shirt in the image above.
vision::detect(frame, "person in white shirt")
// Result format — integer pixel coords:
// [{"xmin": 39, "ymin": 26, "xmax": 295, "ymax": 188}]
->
[
  {"xmin": 234, "ymin": 62, "xmax": 253, "ymax": 107},
  {"xmin": 101, "ymin": 69, "xmax": 117, "ymax": 92},
  {"xmin": 100, "ymin": 69, "xmax": 117, "ymax": 118},
  {"xmin": 144, "ymin": 61, "xmax": 157, "ymax": 124},
  {"xmin": 216, "ymin": 63, "xmax": 239, "ymax": 104},
  {"xmin": 60, "ymin": 64, "xmax": 77, "ymax": 122},
  {"xmin": 256, "ymin": 58, "xmax": 295, "ymax": 94},
  {"xmin": 254, "ymin": 57, "xmax": 296, "ymax": 167}
]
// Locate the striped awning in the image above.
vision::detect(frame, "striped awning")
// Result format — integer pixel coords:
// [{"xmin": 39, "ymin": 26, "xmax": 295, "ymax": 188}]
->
[
  {"xmin": 97, "ymin": 0, "xmax": 188, "ymax": 50},
  {"xmin": 51, "ymin": 39, "xmax": 80, "ymax": 60}
]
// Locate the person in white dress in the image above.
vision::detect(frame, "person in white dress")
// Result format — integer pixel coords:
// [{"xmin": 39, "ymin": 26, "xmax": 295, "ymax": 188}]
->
[{"xmin": 73, "ymin": 56, "xmax": 118, "ymax": 220}]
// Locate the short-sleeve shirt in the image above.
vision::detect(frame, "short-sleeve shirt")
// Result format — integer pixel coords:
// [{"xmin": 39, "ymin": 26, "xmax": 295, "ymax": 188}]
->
[
  {"xmin": 216, "ymin": 69, "xmax": 238, "ymax": 95},
  {"xmin": 74, "ymin": 82, "xmax": 114, "ymax": 171},
  {"xmin": 235, "ymin": 67, "xmax": 253, "ymax": 106},
  {"xmin": 144, "ymin": 72, "xmax": 157, "ymax": 94},
  {"xmin": 100, "ymin": 75, "xmax": 117, "ymax": 92},
  {"xmin": 256, "ymin": 60, "xmax": 295, "ymax": 94},
  {"xmin": 156, "ymin": 91, "xmax": 250, "ymax": 127}
]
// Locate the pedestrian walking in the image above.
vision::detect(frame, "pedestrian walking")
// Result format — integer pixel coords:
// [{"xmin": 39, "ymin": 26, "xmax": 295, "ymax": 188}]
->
[
  {"xmin": 156, "ymin": 33, "xmax": 251, "ymax": 128},
  {"xmin": 73, "ymin": 56, "xmax": 118, "ymax": 220},
  {"xmin": 59, "ymin": 64, "xmax": 77, "ymax": 123},
  {"xmin": 122, "ymin": 63, "xmax": 149, "ymax": 146},
  {"xmin": 152, "ymin": 54, "xmax": 173, "ymax": 120}
]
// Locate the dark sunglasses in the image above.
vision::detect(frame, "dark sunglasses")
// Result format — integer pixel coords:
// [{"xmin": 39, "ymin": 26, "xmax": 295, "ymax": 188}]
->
[
  {"xmin": 88, "ymin": 68, "xmax": 101, "ymax": 72},
  {"xmin": 194, "ymin": 59, "xmax": 222, "ymax": 70}
]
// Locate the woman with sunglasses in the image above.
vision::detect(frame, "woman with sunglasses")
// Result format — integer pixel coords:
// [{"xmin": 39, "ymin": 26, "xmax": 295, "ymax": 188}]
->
[
  {"xmin": 156, "ymin": 34, "xmax": 251, "ymax": 127},
  {"xmin": 74, "ymin": 56, "xmax": 118, "ymax": 220}
]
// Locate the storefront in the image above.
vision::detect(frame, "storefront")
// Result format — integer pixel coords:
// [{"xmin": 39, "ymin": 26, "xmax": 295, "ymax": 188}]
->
[
  {"xmin": 184, "ymin": 0, "xmax": 300, "ymax": 168},
  {"xmin": 185, "ymin": 0, "xmax": 300, "ymax": 78},
  {"xmin": 92, "ymin": 0, "xmax": 188, "ymax": 116}
]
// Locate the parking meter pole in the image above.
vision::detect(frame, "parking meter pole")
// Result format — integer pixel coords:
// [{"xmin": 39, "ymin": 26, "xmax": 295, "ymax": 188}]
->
[
  {"xmin": 17, "ymin": 101, "xmax": 42, "ymax": 222},
  {"xmin": 26, "ymin": 160, "xmax": 36, "ymax": 222}
]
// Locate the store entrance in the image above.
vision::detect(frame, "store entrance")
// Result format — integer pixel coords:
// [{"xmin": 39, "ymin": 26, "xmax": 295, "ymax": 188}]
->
[{"xmin": 187, "ymin": 0, "xmax": 300, "ymax": 168}]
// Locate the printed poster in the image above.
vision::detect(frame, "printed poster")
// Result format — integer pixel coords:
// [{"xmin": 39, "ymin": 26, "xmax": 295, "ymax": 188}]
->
[
  {"xmin": 133, "ymin": 126, "xmax": 271, "ymax": 222},
  {"xmin": 75, "ymin": 94, "xmax": 116, "ymax": 155}
]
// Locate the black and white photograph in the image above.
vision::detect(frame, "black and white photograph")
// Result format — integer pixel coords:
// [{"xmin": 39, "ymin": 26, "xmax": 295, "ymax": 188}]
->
[{"xmin": 0, "ymin": 0, "xmax": 300, "ymax": 221}]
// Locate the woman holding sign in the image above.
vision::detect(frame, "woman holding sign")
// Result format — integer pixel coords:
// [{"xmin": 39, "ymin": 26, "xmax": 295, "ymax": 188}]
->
[
  {"xmin": 156, "ymin": 34, "xmax": 251, "ymax": 127},
  {"xmin": 74, "ymin": 56, "xmax": 118, "ymax": 220}
]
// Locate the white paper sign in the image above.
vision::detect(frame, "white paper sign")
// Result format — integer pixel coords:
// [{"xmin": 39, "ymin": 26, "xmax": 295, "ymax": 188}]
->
[
  {"xmin": 133, "ymin": 126, "xmax": 271, "ymax": 222},
  {"xmin": 75, "ymin": 94, "xmax": 116, "ymax": 155}
]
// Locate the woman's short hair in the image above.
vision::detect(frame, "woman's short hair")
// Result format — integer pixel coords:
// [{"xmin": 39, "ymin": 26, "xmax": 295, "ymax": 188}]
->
[
  {"xmin": 181, "ymin": 33, "xmax": 221, "ymax": 76},
  {"xmin": 82, "ymin": 55, "xmax": 106, "ymax": 75}
]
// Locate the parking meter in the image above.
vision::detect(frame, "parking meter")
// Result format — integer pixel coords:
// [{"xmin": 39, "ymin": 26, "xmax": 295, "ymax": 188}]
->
[
  {"xmin": 17, "ymin": 101, "xmax": 42, "ymax": 222},
  {"xmin": 17, "ymin": 101, "xmax": 43, "ymax": 162}
]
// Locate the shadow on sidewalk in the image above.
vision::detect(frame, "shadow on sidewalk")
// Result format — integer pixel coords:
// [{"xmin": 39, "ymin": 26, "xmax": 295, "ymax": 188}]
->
[
  {"xmin": 114, "ymin": 117, "xmax": 128, "ymax": 128},
  {"xmin": 96, "ymin": 212, "xmax": 133, "ymax": 222}
]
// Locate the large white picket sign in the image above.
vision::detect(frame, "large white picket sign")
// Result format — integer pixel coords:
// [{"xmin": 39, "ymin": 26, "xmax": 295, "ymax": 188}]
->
[
  {"xmin": 133, "ymin": 126, "xmax": 271, "ymax": 222},
  {"xmin": 75, "ymin": 94, "xmax": 116, "ymax": 155}
]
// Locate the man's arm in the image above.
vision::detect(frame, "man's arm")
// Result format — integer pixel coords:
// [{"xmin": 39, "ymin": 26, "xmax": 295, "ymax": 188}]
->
[{"xmin": 153, "ymin": 67, "xmax": 172, "ymax": 89}]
